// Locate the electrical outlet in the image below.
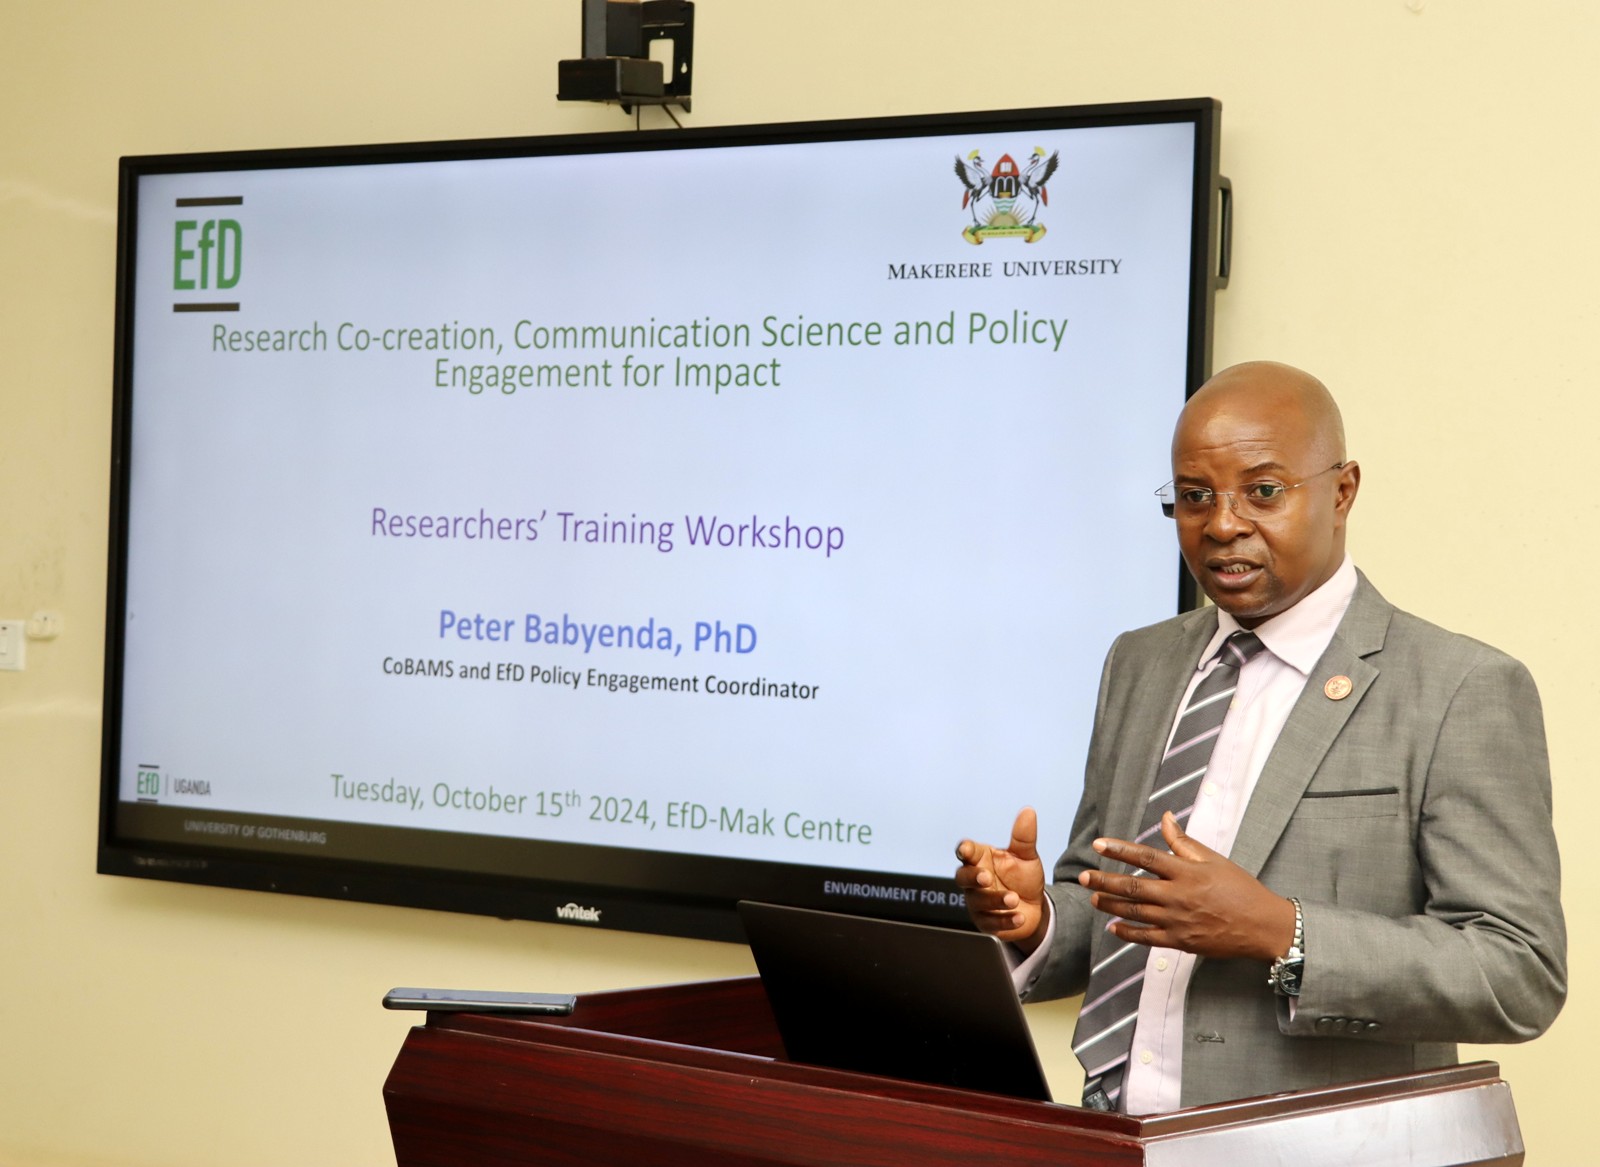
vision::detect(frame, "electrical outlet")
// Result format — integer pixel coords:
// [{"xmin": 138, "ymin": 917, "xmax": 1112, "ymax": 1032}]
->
[{"xmin": 0, "ymin": 621, "xmax": 25, "ymax": 671}]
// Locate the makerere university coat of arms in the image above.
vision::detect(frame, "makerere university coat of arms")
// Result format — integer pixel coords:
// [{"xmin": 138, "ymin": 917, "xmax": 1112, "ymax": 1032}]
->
[{"xmin": 953, "ymin": 147, "xmax": 1060, "ymax": 244}]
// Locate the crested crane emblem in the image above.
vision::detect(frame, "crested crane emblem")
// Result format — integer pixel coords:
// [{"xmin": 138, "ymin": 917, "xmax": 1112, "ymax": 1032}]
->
[{"xmin": 953, "ymin": 147, "xmax": 1060, "ymax": 244}]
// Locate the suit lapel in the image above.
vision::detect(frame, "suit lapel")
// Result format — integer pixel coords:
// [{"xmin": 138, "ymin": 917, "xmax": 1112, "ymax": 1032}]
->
[{"xmin": 1228, "ymin": 572, "xmax": 1394, "ymax": 878}]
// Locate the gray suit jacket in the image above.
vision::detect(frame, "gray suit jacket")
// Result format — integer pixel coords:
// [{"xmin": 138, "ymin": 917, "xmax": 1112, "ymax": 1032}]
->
[{"xmin": 1024, "ymin": 572, "xmax": 1567, "ymax": 1108}]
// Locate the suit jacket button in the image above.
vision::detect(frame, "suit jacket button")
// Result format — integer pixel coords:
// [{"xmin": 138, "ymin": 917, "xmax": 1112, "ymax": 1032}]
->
[
  {"xmin": 1316, "ymin": 1017, "xmax": 1333, "ymax": 1031},
  {"xmin": 1365, "ymin": 1021, "xmax": 1381, "ymax": 1033}
]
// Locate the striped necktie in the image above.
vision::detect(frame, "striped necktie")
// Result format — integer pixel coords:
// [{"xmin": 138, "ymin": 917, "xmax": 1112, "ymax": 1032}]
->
[{"xmin": 1073, "ymin": 630, "xmax": 1266, "ymax": 1112}]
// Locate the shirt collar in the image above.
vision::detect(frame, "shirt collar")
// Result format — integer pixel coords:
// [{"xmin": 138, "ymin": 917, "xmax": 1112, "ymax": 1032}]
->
[{"xmin": 1200, "ymin": 555, "xmax": 1358, "ymax": 676}]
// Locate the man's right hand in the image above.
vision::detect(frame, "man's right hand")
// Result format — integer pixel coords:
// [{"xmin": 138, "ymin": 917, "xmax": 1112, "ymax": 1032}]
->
[{"xmin": 954, "ymin": 807, "xmax": 1048, "ymax": 953}]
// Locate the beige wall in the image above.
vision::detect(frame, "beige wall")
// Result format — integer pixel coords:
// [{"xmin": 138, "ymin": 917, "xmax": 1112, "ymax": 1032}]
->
[{"xmin": 2, "ymin": 2, "xmax": 1594, "ymax": 1163}]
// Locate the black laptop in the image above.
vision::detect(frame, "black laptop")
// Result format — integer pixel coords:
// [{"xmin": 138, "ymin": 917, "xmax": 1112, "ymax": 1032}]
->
[{"xmin": 737, "ymin": 900, "xmax": 1053, "ymax": 1102}]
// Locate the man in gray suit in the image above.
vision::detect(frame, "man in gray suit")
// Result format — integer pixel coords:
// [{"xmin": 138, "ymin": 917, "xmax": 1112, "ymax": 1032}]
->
[{"xmin": 956, "ymin": 361, "xmax": 1565, "ymax": 1112}]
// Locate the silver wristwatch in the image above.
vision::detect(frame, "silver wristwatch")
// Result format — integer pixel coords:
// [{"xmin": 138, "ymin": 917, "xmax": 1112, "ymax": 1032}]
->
[{"xmin": 1268, "ymin": 896, "xmax": 1305, "ymax": 998}]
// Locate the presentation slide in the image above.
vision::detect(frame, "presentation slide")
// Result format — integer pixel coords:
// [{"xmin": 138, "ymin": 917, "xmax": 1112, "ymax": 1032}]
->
[{"xmin": 113, "ymin": 118, "xmax": 1195, "ymax": 911}]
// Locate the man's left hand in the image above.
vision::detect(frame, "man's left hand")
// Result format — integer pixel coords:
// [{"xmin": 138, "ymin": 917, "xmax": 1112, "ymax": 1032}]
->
[{"xmin": 1078, "ymin": 812, "xmax": 1296, "ymax": 962}]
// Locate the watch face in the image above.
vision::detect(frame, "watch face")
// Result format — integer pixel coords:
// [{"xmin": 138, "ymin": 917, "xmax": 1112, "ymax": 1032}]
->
[{"xmin": 1272, "ymin": 956, "xmax": 1305, "ymax": 997}]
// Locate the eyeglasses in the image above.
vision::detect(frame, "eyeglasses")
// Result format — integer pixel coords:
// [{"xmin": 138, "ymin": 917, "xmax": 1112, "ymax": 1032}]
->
[{"xmin": 1156, "ymin": 463, "xmax": 1346, "ymax": 521}]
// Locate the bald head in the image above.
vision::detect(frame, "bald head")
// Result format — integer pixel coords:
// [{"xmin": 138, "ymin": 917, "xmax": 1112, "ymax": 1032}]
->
[
  {"xmin": 1174, "ymin": 362, "xmax": 1346, "ymax": 467},
  {"xmin": 1168, "ymin": 361, "xmax": 1360, "ymax": 626}
]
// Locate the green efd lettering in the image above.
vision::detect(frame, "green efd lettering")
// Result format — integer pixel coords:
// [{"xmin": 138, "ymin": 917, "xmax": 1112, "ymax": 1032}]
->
[
  {"xmin": 173, "ymin": 220, "xmax": 198, "ymax": 289},
  {"xmin": 174, "ymin": 218, "xmax": 243, "ymax": 290},
  {"xmin": 197, "ymin": 221, "xmax": 217, "ymax": 289},
  {"xmin": 215, "ymin": 220, "xmax": 242, "ymax": 289}
]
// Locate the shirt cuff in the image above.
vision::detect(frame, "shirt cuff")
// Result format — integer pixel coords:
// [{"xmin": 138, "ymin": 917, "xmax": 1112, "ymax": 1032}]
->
[{"xmin": 1006, "ymin": 897, "xmax": 1055, "ymax": 995}]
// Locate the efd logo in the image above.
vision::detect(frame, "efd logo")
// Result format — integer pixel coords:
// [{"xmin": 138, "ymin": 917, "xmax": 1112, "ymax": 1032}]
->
[{"xmin": 171, "ymin": 195, "xmax": 244, "ymax": 312}]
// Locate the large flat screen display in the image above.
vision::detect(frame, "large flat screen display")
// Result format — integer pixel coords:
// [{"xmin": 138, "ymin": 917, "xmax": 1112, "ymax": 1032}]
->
[{"xmin": 101, "ymin": 98, "xmax": 1223, "ymax": 940}]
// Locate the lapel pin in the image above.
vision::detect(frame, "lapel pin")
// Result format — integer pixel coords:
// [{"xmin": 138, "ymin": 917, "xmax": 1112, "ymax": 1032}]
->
[{"xmin": 1324, "ymin": 675, "xmax": 1354, "ymax": 701}]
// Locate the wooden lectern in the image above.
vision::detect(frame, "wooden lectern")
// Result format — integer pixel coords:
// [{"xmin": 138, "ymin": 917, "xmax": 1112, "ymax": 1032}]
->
[{"xmin": 384, "ymin": 976, "xmax": 1524, "ymax": 1166}]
